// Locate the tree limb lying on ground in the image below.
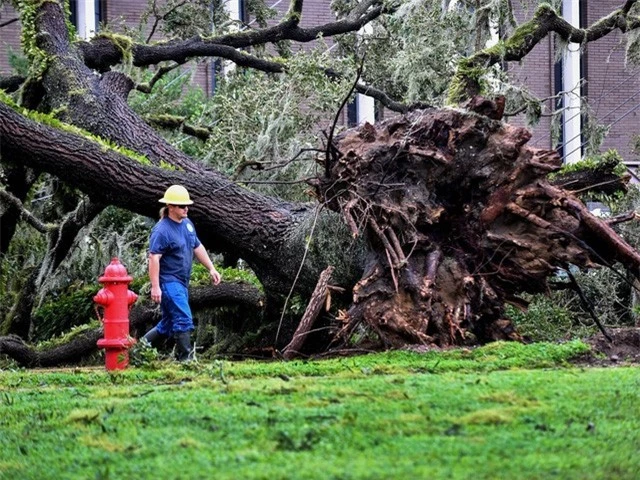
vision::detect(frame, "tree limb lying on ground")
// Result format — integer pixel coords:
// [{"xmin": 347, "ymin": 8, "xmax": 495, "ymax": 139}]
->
[{"xmin": 0, "ymin": 282, "xmax": 264, "ymax": 367}]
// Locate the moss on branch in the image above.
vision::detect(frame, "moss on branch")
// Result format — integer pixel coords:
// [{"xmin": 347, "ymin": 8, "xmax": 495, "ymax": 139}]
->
[{"xmin": 0, "ymin": 89, "xmax": 152, "ymax": 166}]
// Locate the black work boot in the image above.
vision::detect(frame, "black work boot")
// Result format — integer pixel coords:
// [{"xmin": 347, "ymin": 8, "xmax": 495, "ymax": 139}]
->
[
  {"xmin": 142, "ymin": 327, "xmax": 164, "ymax": 347},
  {"xmin": 174, "ymin": 331, "xmax": 193, "ymax": 362}
]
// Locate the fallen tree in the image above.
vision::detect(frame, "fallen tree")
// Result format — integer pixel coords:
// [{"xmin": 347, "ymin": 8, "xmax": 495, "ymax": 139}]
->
[
  {"xmin": 2, "ymin": 1, "xmax": 640, "ymax": 366},
  {"xmin": 4, "ymin": 94, "xmax": 640, "ymax": 365}
]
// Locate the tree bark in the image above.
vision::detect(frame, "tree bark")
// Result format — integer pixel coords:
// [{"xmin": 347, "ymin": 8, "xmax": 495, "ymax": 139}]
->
[{"xmin": 0, "ymin": 101, "xmax": 361, "ymax": 297}]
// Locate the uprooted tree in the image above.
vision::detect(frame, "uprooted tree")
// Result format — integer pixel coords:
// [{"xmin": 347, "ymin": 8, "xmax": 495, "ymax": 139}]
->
[{"xmin": 2, "ymin": 0, "xmax": 640, "ymax": 365}]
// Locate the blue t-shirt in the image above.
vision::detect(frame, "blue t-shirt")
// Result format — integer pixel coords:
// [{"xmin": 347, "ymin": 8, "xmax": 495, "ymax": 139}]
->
[{"xmin": 149, "ymin": 217, "xmax": 201, "ymax": 286}]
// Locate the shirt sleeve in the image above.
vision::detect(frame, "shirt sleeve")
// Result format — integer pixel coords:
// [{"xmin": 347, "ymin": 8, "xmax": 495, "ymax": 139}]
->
[
  {"xmin": 191, "ymin": 221, "xmax": 201, "ymax": 250},
  {"xmin": 149, "ymin": 227, "xmax": 167, "ymax": 254}
]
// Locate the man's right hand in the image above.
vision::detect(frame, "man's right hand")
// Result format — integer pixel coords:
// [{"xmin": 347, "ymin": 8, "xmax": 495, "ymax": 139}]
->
[{"xmin": 151, "ymin": 286, "xmax": 162, "ymax": 303}]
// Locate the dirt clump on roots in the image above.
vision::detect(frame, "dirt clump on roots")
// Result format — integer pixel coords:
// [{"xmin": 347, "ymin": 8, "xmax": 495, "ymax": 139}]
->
[{"xmin": 577, "ymin": 327, "xmax": 640, "ymax": 366}]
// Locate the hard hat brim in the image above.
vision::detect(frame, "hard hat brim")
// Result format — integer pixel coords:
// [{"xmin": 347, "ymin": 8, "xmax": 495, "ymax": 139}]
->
[{"xmin": 158, "ymin": 198, "xmax": 194, "ymax": 205}]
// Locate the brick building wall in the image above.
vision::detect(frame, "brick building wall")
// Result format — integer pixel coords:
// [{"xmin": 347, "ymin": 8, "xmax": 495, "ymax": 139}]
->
[
  {"xmin": 508, "ymin": 1, "xmax": 640, "ymax": 164},
  {"xmin": 584, "ymin": 1, "xmax": 640, "ymax": 164},
  {"xmin": 103, "ymin": 0, "xmax": 212, "ymax": 92},
  {"xmin": 505, "ymin": 33, "xmax": 556, "ymax": 151},
  {"xmin": 0, "ymin": 5, "xmax": 21, "ymax": 74}
]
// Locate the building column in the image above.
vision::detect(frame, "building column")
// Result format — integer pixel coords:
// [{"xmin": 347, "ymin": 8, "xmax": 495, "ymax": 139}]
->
[
  {"xmin": 76, "ymin": 0, "xmax": 96, "ymax": 40},
  {"xmin": 562, "ymin": 0, "xmax": 582, "ymax": 164},
  {"xmin": 222, "ymin": 0, "xmax": 242, "ymax": 75},
  {"xmin": 356, "ymin": 94, "xmax": 375, "ymax": 124}
]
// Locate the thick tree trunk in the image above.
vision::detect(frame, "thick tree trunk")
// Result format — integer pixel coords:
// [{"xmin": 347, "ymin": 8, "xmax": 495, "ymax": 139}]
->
[
  {"xmin": 1, "ymin": 3, "xmax": 363, "ymax": 298},
  {"xmin": 4, "ymin": 93, "xmax": 640, "ymax": 352},
  {"xmin": 0, "ymin": 101, "xmax": 361, "ymax": 296}
]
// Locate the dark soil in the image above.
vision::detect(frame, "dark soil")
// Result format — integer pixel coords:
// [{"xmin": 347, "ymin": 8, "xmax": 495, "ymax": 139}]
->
[{"xmin": 578, "ymin": 327, "xmax": 640, "ymax": 366}]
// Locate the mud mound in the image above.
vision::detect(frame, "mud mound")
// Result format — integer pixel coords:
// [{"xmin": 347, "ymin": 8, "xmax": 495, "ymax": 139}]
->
[{"xmin": 580, "ymin": 327, "xmax": 640, "ymax": 365}]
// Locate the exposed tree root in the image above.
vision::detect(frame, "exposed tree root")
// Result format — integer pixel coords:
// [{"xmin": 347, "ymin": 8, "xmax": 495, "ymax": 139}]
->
[
  {"xmin": 317, "ymin": 97, "xmax": 640, "ymax": 348},
  {"xmin": 282, "ymin": 266, "xmax": 335, "ymax": 359}
]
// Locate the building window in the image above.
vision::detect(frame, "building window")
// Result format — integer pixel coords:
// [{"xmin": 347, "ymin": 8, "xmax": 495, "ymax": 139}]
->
[{"xmin": 347, "ymin": 99, "xmax": 358, "ymax": 127}]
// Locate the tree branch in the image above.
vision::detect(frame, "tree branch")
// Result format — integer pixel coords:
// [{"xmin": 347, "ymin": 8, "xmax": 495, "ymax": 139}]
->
[
  {"xmin": 0, "ymin": 74, "xmax": 25, "ymax": 93},
  {"xmin": 0, "ymin": 282, "xmax": 264, "ymax": 367},
  {"xmin": 450, "ymin": 2, "xmax": 640, "ymax": 102},
  {"xmin": 135, "ymin": 62, "xmax": 184, "ymax": 93},
  {"xmin": 355, "ymin": 81, "xmax": 432, "ymax": 113},
  {"xmin": 145, "ymin": 0, "xmax": 188, "ymax": 44},
  {"xmin": 0, "ymin": 188, "xmax": 56, "ymax": 233},
  {"xmin": 145, "ymin": 114, "xmax": 212, "ymax": 141},
  {"xmin": 282, "ymin": 266, "xmax": 334, "ymax": 359},
  {"xmin": 78, "ymin": 0, "xmax": 385, "ymax": 70}
]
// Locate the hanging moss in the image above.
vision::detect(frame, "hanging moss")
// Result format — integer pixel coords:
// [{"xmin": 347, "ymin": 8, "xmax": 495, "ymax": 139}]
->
[
  {"xmin": 446, "ymin": 4, "xmax": 551, "ymax": 106},
  {"xmin": 550, "ymin": 149, "xmax": 627, "ymax": 179},
  {"xmin": 447, "ymin": 59, "xmax": 488, "ymax": 105},
  {"xmin": 94, "ymin": 32, "xmax": 134, "ymax": 65},
  {"xmin": 17, "ymin": 0, "xmax": 53, "ymax": 79}
]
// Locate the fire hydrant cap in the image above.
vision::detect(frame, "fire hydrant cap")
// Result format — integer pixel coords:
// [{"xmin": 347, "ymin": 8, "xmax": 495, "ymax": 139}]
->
[{"xmin": 99, "ymin": 258, "xmax": 133, "ymax": 283}]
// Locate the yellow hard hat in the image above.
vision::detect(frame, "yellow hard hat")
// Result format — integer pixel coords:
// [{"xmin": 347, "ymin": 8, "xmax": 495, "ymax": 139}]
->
[{"xmin": 158, "ymin": 185, "xmax": 194, "ymax": 205}]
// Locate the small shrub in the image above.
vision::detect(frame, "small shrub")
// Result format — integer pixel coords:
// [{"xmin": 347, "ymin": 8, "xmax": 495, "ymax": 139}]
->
[
  {"xmin": 505, "ymin": 295, "xmax": 591, "ymax": 342},
  {"xmin": 31, "ymin": 285, "xmax": 100, "ymax": 341}
]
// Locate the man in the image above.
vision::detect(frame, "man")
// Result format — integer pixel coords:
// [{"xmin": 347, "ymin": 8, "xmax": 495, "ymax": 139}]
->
[{"xmin": 141, "ymin": 184, "xmax": 221, "ymax": 361}]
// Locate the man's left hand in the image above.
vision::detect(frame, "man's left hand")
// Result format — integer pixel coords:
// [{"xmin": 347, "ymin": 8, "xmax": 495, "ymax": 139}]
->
[{"xmin": 210, "ymin": 268, "xmax": 221, "ymax": 285}]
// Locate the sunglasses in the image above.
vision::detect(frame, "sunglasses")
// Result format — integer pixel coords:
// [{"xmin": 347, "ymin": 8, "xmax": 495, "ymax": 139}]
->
[{"xmin": 169, "ymin": 205, "xmax": 188, "ymax": 210}]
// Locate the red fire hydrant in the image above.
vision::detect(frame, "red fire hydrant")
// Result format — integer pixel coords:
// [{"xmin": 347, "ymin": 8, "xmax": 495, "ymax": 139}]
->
[{"xmin": 94, "ymin": 258, "xmax": 138, "ymax": 370}]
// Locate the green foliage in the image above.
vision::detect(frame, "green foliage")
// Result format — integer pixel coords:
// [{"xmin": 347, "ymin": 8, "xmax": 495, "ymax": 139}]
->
[
  {"xmin": 86, "ymin": 207, "xmax": 151, "ymax": 277},
  {"xmin": 624, "ymin": 3, "xmax": 640, "ymax": 65},
  {"xmin": 16, "ymin": 0, "xmax": 50, "ymax": 78},
  {"xmin": 345, "ymin": 0, "xmax": 475, "ymax": 106},
  {"xmin": 447, "ymin": 59, "xmax": 489, "ymax": 105},
  {"xmin": 244, "ymin": 0, "xmax": 277, "ymax": 28},
  {"xmin": 1, "ymin": 346, "xmax": 639, "ymax": 479},
  {"xmin": 137, "ymin": 0, "xmax": 277, "ymax": 39},
  {"xmin": 30, "ymin": 205, "xmax": 151, "ymax": 305},
  {"xmin": 506, "ymin": 265, "xmax": 638, "ymax": 343},
  {"xmin": 128, "ymin": 339, "xmax": 161, "ymax": 368},
  {"xmin": 147, "ymin": 0, "xmax": 222, "ymax": 39},
  {"xmin": 610, "ymin": 185, "xmax": 640, "ymax": 247},
  {"xmin": 129, "ymin": 48, "xmax": 354, "ymax": 201},
  {"xmin": 31, "ymin": 284, "xmax": 100, "ymax": 341},
  {"xmin": 0, "ymin": 220, "xmax": 48, "ymax": 326},
  {"xmin": 34, "ymin": 320, "xmax": 100, "ymax": 350},
  {"xmin": 6, "ymin": 46, "xmax": 29, "ymax": 76},
  {"xmin": 550, "ymin": 149, "xmax": 627, "ymax": 179},
  {"xmin": 506, "ymin": 296, "xmax": 587, "ymax": 342},
  {"xmin": 191, "ymin": 262, "xmax": 263, "ymax": 290}
]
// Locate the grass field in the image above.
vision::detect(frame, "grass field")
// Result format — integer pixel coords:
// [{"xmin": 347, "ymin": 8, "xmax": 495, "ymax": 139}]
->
[{"xmin": 1, "ymin": 341, "xmax": 639, "ymax": 479}]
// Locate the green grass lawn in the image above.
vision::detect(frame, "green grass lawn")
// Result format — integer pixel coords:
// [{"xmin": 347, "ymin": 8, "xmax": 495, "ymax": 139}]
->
[{"xmin": 0, "ymin": 341, "xmax": 638, "ymax": 480}]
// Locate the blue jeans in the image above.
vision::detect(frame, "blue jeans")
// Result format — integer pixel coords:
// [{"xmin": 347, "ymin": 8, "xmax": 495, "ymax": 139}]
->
[{"xmin": 156, "ymin": 282, "xmax": 193, "ymax": 336}]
